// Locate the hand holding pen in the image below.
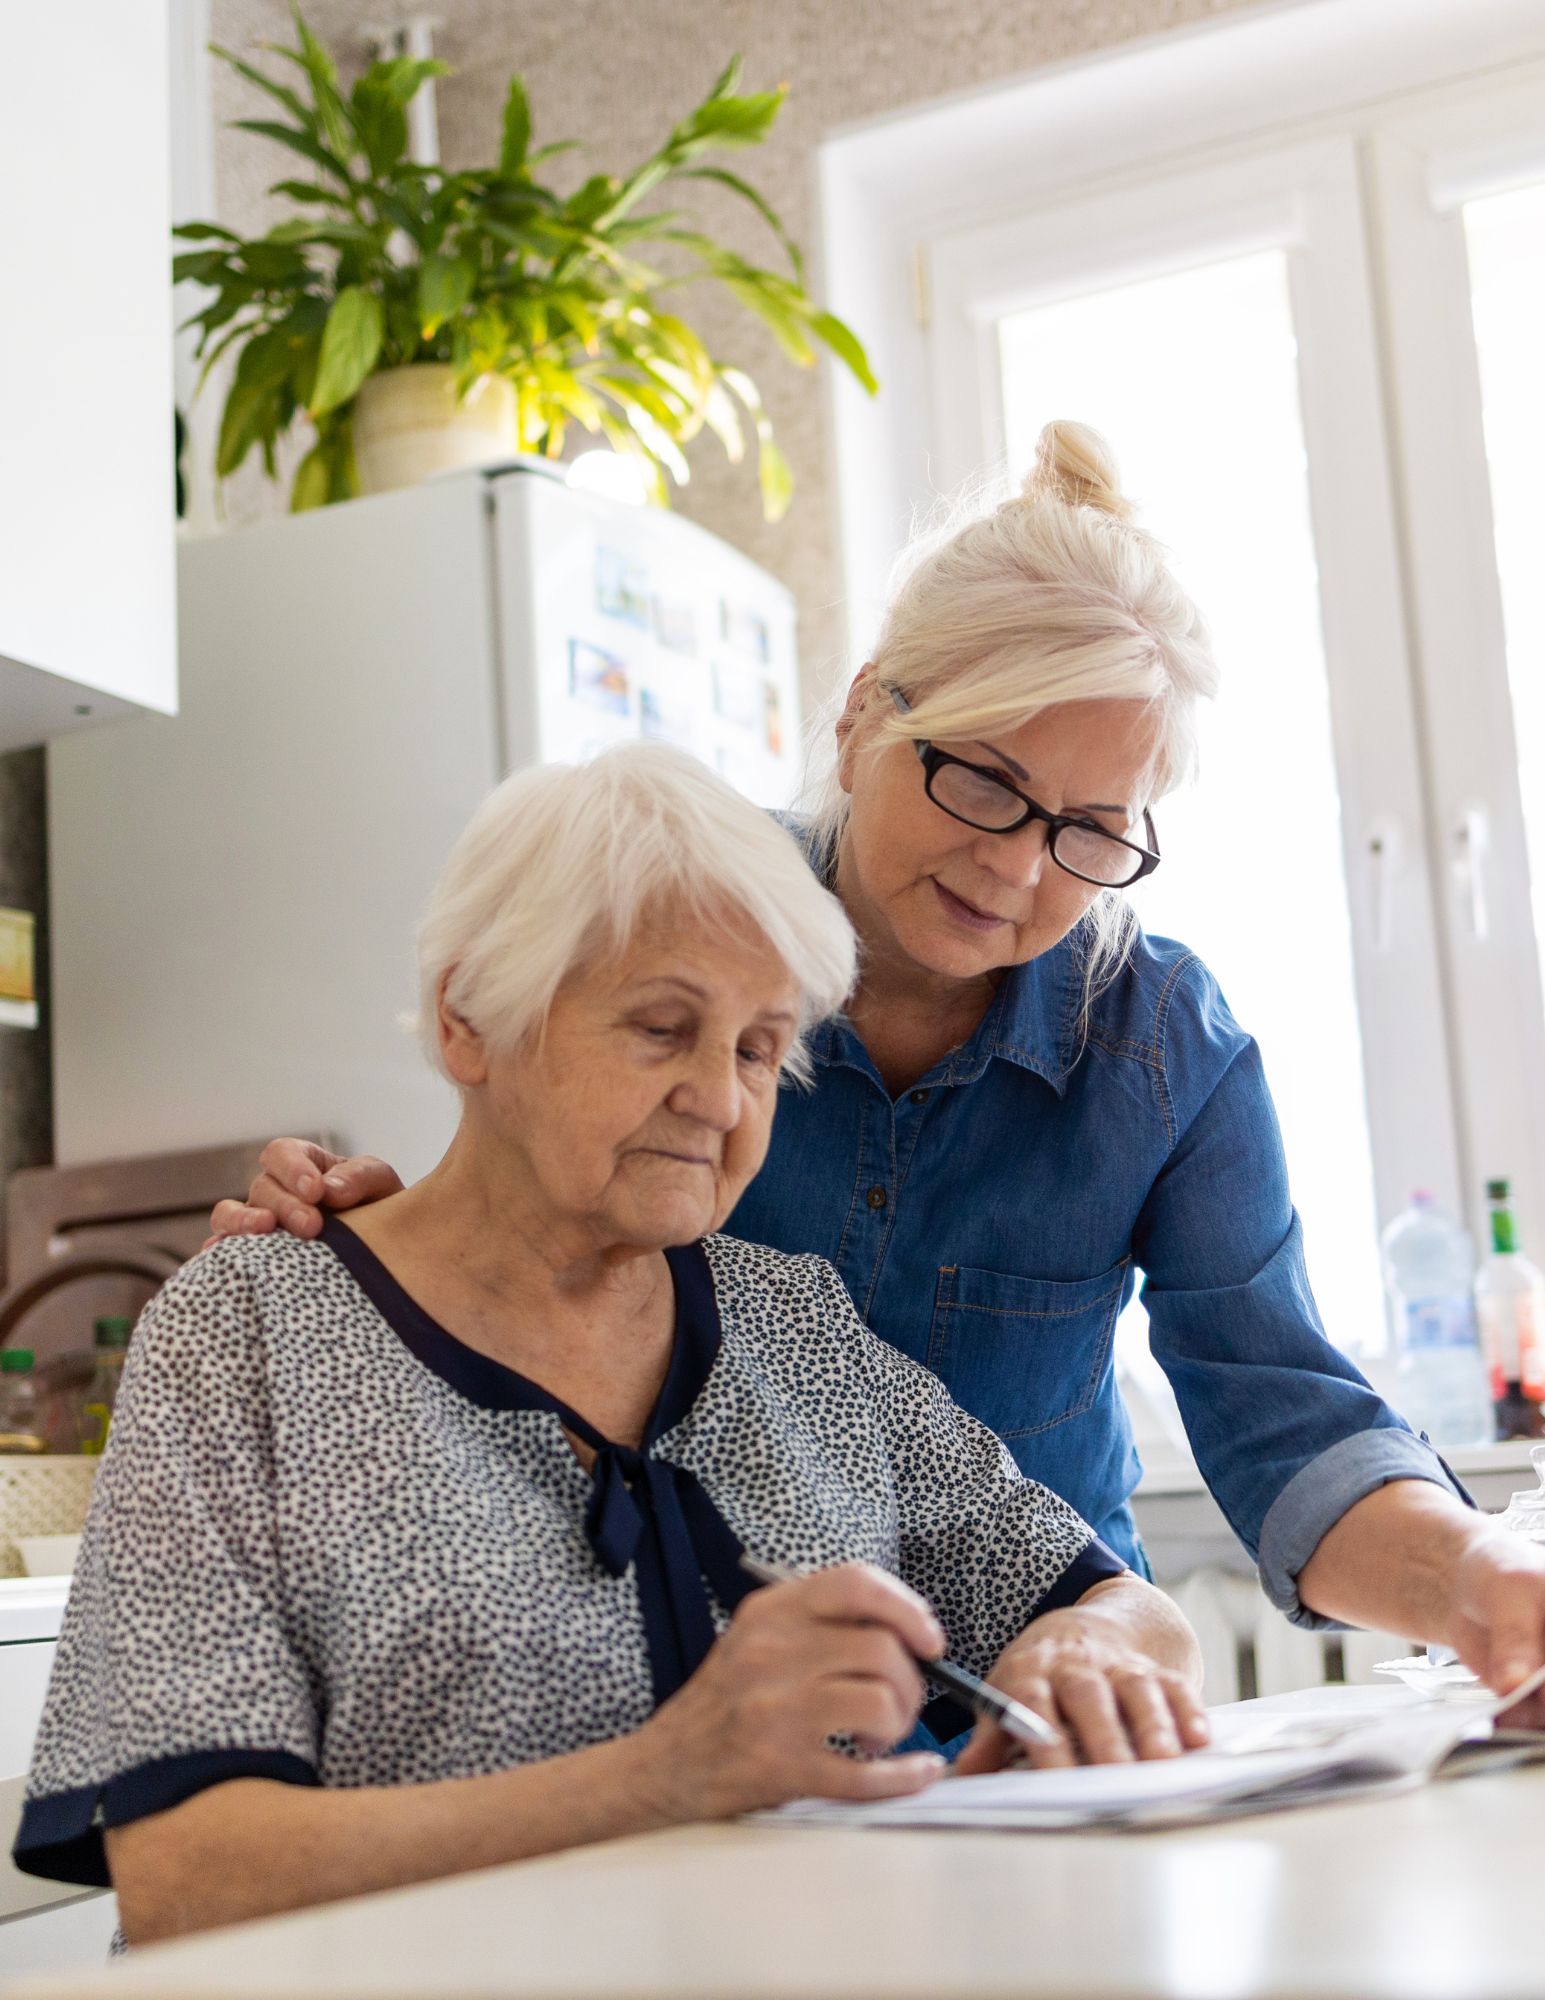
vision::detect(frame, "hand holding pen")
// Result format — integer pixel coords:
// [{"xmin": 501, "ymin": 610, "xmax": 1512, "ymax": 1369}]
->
[
  {"xmin": 636, "ymin": 1561, "xmax": 962, "ymax": 1819},
  {"xmin": 739, "ymin": 1553, "xmax": 1062, "ymax": 1752}
]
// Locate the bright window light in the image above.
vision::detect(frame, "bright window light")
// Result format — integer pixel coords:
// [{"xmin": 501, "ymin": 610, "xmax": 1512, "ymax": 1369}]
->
[
  {"xmin": 1464, "ymin": 181, "xmax": 1545, "ymax": 979},
  {"xmin": 997, "ymin": 250, "xmax": 1385, "ymax": 1383}
]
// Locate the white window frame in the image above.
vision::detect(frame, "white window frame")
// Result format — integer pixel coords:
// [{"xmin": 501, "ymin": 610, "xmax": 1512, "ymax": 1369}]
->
[
  {"xmin": 816, "ymin": 0, "xmax": 1545, "ymax": 1259},
  {"xmin": 920, "ymin": 135, "xmax": 1461, "ymax": 1252},
  {"xmin": 1367, "ymin": 70, "xmax": 1545, "ymax": 1282}
]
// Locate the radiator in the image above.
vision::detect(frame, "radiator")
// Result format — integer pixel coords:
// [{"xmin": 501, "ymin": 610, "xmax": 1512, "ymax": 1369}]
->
[{"xmin": 1170, "ymin": 1566, "xmax": 1419, "ymax": 1703}]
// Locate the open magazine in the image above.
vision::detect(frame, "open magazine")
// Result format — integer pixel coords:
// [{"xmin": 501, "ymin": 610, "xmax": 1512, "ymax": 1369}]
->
[{"xmin": 766, "ymin": 1665, "xmax": 1545, "ymax": 1834}]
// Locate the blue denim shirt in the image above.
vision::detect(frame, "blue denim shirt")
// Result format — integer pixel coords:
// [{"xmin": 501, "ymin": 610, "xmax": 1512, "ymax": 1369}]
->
[{"xmin": 727, "ymin": 914, "xmax": 1463, "ymax": 1627}]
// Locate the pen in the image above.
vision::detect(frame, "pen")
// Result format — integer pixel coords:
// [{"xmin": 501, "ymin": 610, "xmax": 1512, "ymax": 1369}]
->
[{"xmin": 737, "ymin": 1551, "xmax": 1063, "ymax": 1750}]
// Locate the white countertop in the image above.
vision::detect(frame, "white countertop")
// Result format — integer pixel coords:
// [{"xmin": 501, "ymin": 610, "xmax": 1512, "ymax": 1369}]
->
[
  {"xmin": 0, "ymin": 1578, "xmax": 69, "ymax": 1646},
  {"xmin": 10, "ymin": 1690, "xmax": 1543, "ymax": 2000}
]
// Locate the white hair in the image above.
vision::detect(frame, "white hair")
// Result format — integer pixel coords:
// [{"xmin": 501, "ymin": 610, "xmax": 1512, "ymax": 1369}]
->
[
  {"xmin": 414, "ymin": 744, "xmax": 857, "ymax": 1087},
  {"xmin": 803, "ymin": 420, "xmax": 1219, "ymax": 1011}
]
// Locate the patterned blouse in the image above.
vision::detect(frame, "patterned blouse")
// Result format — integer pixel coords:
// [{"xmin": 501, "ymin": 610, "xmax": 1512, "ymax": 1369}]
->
[{"xmin": 16, "ymin": 1217, "xmax": 1123, "ymax": 1887}]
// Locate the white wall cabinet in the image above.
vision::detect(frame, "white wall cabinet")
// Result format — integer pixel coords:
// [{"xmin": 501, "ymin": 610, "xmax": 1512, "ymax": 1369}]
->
[{"xmin": 0, "ymin": 0, "xmax": 177, "ymax": 752}]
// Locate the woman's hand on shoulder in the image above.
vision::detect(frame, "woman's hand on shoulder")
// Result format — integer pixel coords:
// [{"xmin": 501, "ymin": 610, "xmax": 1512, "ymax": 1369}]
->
[
  {"xmin": 955, "ymin": 1577, "xmax": 1210, "ymax": 1775},
  {"xmin": 204, "ymin": 1138, "xmax": 404, "ymax": 1248},
  {"xmin": 637, "ymin": 1563, "xmax": 944, "ymax": 1821}
]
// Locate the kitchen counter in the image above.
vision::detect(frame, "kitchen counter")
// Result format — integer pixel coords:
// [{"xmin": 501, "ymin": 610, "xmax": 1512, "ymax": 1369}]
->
[
  {"xmin": 9, "ymin": 1690, "xmax": 1545, "ymax": 2000},
  {"xmin": 0, "ymin": 1581, "xmax": 69, "ymax": 1649}
]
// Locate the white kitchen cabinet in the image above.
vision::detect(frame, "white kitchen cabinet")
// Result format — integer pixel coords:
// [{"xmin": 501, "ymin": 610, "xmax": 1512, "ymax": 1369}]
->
[
  {"xmin": 0, "ymin": 1584, "xmax": 117, "ymax": 1976},
  {"xmin": 0, "ymin": 0, "xmax": 177, "ymax": 752}
]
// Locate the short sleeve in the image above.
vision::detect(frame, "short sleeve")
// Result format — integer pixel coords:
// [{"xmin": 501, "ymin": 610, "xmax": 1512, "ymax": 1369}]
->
[
  {"xmin": 814, "ymin": 1265, "xmax": 1128, "ymax": 1683},
  {"xmin": 14, "ymin": 1244, "xmax": 322, "ymax": 1888}
]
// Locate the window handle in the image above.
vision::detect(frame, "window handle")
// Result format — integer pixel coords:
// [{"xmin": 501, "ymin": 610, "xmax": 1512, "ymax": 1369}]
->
[
  {"xmin": 1453, "ymin": 807, "xmax": 1490, "ymax": 942},
  {"xmin": 1368, "ymin": 818, "xmax": 1399, "ymax": 952}
]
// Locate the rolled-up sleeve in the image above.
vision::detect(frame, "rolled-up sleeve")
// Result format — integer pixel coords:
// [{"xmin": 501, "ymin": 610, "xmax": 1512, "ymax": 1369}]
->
[
  {"xmin": 14, "ymin": 1246, "xmax": 321, "ymax": 1887},
  {"xmin": 1135, "ymin": 959, "xmax": 1465, "ymax": 1629}
]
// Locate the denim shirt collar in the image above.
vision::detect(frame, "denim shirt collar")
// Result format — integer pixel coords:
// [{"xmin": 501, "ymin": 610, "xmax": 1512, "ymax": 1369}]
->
[
  {"xmin": 782, "ymin": 811, "xmax": 1085, "ymax": 1097},
  {"xmin": 807, "ymin": 941, "xmax": 1082, "ymax": 1097}
]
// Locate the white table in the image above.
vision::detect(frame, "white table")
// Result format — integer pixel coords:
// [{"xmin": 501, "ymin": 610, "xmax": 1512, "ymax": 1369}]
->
[{"xmin": 8, "ymin": 1687, "xmax": 1537, "ymax": 2000}]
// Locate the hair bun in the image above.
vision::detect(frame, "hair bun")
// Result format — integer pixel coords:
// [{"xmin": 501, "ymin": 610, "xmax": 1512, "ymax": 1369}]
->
[{"xmin": 1021, "ymin": 420, "xmax": 1134, "ymax": 522}]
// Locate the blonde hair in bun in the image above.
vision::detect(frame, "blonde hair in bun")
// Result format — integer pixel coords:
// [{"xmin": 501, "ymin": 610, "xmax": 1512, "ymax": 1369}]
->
[
  {"xmin": 804, "ymin": 419, "xmax": 1218, "ymax": 1014},
  {"xmin": 1022, "ymin": 419, "xmax": 1136, "ymax": 522}
]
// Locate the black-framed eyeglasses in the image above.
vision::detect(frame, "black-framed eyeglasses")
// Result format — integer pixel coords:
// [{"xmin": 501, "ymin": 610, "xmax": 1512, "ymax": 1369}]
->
[{"xmin": 887, "ymin": 687, "xmax": 1161, "ymax": 889}]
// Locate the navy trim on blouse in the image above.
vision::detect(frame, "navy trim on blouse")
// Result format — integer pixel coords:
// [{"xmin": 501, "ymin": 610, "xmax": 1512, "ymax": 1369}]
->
[
  {"xmin": 319, "ymin": 1216, "xmax": 755, "ymax": 1706},
  {"xmin": 14, "ymin": 1749, "xmax": 320, "ymax": 1888}
]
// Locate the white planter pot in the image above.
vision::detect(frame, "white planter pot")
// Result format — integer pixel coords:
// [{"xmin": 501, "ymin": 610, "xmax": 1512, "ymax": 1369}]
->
[{"xmin": 351, "ymin": 364, "xmax": 518, "ymax": 495}]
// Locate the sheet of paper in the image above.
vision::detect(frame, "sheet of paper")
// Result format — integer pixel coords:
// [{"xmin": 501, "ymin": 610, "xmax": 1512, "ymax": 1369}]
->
[{"xmin": 762, "ymin": 1668, "xmax": 1545, "ymax": 1835}]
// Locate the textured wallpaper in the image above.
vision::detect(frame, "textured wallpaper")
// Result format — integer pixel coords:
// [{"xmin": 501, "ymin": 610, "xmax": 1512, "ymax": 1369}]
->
[{"xmin": 205, "ymin": 0, "xmax": 1276, "ymax": 694}]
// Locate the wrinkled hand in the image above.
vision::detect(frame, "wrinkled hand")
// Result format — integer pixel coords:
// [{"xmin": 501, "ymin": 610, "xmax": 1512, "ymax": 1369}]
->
[
  {"xmin": 204, "ymin": 1138, "xmax": 403, "ymax": 1249},
  {"xmin": 639, "ymin": 1563, "xmax": 944, "ymax": 1820},
  {"xmin": 1445, "ymin": 1526, "xmax": 1545, "ymax": 1728},
  {"xmin": 954, "ymin": 1600, "xmax": 1210, "ymax": 1774}
]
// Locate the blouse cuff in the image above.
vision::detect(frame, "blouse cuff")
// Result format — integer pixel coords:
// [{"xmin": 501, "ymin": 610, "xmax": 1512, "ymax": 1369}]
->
[
  {"xmin": 1258, "ymin": 1426, "xmax": 1472, "ymax": 1632},
  {"xmin": 1034, "ymin": 1534, "xmax": 1131, "ymax": 1615},
  {"xmin": 14, "ymin": 1748, "xmax": 320, "ymax": 1888}
]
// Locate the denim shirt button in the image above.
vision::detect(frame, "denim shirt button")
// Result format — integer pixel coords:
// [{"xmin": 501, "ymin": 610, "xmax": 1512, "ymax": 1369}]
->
[
  {"xmin": 909, "ymin": 1090, "xmax": 929, "ymax": 1105},
  {"xmin": 866, "ymin": 1185, "xmax": 888, "ymax": 1211}
]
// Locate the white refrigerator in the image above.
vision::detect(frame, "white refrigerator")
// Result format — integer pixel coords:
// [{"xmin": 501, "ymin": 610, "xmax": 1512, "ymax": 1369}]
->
[{"xmin": 48, "ymin": 466, "xmax": 803, "ymax": 1182}]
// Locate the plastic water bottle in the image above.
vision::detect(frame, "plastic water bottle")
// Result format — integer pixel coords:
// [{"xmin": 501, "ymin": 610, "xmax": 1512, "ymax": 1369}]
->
[{"xmin": 1380, "ymin": 1191, "xmax": 1493, "ymax": 1446}]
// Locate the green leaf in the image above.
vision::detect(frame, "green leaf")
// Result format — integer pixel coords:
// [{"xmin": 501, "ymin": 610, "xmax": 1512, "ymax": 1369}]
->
[
  {"xmin": 309, "ymin": 286, "xmax": 384, "ymax": 415},
  {"xmin": 808, "ymin": 310, "xmax": 878, "ymax": 395},
  {"xmin": 173, "ymin": 220, "xmax": 241, "ymax": 242},
  {"xmin": 233, "ymin": 320, "xmax": 303, "ymax": 393},
  {"xmin": 721, "ymin": 367, "xmax": 793, "ymax": 521},
  {"xmin": 234, "ymin": 119, "xmax": 351, "ymax": 184},
  {"xmin": 235, "ymin": 238, "xmax": 310, "ymax": 285},
  {"xmin": 725, "ymin": 276, "xmax": 814, "ymax": 365},
  {"xmin": 350, "ymin": 79, "xmax": 408, "ymax": 177},
  {"xmin": 290, "ymin": 441, "xmax": 332, "ymax": 511},
  {"xmin": 499, "ymin": 76, "xmax": 532, "ymax": 177},
  {"xmin": 266, "ymin": 178, "xmax": 352, "ymax": 209},
  {"xmin": 756, "ymin": 430, "xmax": 793, "ymax": 521},
  {"xmin": 216, "ymin": 374, "xmax": 281, "ymax": 477},
  {"xmin": 290, "ymin": 8, "xmax": 356, "ymax": 160},
  {"xmin": 680, "ymin": 167, "xmax": 804, "ymax": 282},
  {"xmin": 706, "ymin": 56, "xmax": 744, "ymax": 100},
  {"xmin": 668, "ymin": 87, "xmax": 786, "ymax": 157},
  {"xmin": 173, "ymin": 248, "xmax": 231, "ymax": 286},
  {"xmin": 209, "ymin": 43, "xmax": 313, "ymax": 128},
  {"xmin": 417, "ymin": 253, "xmax": 476, "ymax": 337}
]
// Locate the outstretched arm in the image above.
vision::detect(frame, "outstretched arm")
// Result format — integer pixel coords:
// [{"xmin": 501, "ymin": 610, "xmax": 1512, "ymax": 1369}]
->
[{"xmin": 1298, "ymin": 1479, "xmax": 1545, "ymax": 1716}]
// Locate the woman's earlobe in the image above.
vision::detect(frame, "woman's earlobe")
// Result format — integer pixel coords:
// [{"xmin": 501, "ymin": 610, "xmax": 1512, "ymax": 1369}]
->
[
  {"xmin": 436, "ymin": 974, "xmax": 488, "ymax": 1086},
  {"xmin": 834, "ymin": 662, "xmax": 878, "ymax": 791}
]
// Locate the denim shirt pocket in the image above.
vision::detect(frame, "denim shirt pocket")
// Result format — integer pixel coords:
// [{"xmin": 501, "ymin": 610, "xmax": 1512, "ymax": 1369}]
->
[{"xmin": 926, "ymin": 1260, "xmax": 1130, "ymax": 1442}]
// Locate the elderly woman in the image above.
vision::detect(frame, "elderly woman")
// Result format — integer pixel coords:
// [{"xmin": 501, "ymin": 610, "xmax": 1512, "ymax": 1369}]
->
[
  {"xmin": 223, "ymin": 420, "xmax": 1545, "ymax": 1716},
  {"xmin": 16, "ymin": 747, "xmax": 1204, "ymax": 1943}
]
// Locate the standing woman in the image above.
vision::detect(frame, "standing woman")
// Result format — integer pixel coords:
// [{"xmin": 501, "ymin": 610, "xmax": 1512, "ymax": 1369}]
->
[{"xmin": 220, "ymin": 423, "xmax": 1545, "ymax": 1715}]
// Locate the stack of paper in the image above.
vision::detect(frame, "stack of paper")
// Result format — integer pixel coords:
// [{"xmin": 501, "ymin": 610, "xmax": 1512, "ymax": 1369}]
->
[{"xmin": 767, "ymin": 1672, "xmax": 1545, "ymax": 1833}]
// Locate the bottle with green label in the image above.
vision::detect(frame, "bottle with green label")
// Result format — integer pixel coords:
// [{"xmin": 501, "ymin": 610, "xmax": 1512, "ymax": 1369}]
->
[
  {"xmin": 79, "ymin": 1316, "xmax": 132, "ymax": 1457},
  {"xmin": 1474, "ymin": 1179, "xmax": 1545, "ymax": 1440},
  {"xmin": 0, "ymin": 1351, "xmax": 46, "ymax": 1455}
]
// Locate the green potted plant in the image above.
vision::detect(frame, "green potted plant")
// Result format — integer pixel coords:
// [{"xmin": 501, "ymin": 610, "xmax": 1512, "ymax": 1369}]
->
[{"xmin": 174, "ymin": 10, "xmax": 875, "ymax": 519}]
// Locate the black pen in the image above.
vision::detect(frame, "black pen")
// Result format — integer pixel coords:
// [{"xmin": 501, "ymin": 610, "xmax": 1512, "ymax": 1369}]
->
[{"xmin": 737, "ymin": 1551, "xmax": 1063, "ymax": 1750}]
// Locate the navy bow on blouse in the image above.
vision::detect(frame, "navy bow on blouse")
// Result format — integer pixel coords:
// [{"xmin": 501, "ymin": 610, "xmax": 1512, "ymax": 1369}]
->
[{"xmin": 320, "ymin": 1218, "xmax": 757, "ymax": 1708}]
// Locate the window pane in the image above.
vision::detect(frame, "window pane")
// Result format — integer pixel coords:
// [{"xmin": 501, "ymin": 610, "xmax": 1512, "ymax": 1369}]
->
[
  {"xmin": 997, "ymin": 251, "xmax": 1385, "ymax": 1392},
  {"xmin": 1463, "ymin": 182, "xmax": 1545, "ymax": 984}
]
